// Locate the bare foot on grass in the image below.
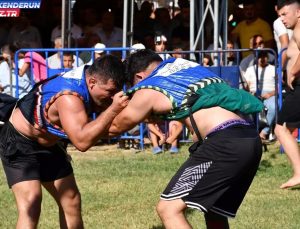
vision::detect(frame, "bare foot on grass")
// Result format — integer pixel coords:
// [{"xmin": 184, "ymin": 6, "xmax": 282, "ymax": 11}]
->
[{"xmin": 280, "ymin": 176, "xmax": 300, "ymax": 189}]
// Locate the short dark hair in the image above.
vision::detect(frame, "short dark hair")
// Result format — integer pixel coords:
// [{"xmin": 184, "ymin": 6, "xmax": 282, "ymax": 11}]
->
[
  {"xmin": 277, "ymin": 0, "xmax": 300, "ymax": 10},
  {"xmin": 258, "ymin": 50, "xmax": 268, "ymax": 59},
  {"xmin": 125, "ymin": 49, "xmax": 162, "ymax": 85},
  {"xmin": 63, "ymin": 51, "xmax": 74, "ymax": 58},
  {"xmin": 86, "ymin": 54, "xmax": 125, "ymax": 90}
]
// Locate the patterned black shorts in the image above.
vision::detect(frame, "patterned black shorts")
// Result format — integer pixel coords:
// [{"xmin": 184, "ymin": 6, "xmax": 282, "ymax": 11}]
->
[{"xmin": 160, "ymin": 125, "xmax": 262, "ymax": 218}]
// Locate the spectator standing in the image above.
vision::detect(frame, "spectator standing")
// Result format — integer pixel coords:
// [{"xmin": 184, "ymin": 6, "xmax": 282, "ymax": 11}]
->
[
  {"xmin": 73, "ymin": 3, "xmax": 102, "ymax": 36},
  {"xmin": 0, "ymin": 44, "xmax": 32, "ymax": 98},
  {"xmin": 133, "ymin": 1, "xmax": 155, "ymax": 45},
  {"xmin": 46, "ymin": 37, "xmax": 84, "ymax": 69},
  {"xmin": 8, "ymin": 14, "xmax": 42, "ymax": 48},
  {"xmin": 275, "ymin": 0, "xmax": 300, "ymax": 189},
  {"xmin": 78, "ymin": 32, "xmax": 102, "ymax": 63},
  {"xmin": 170, "ymin": 3, "xmax": 190, "ymax": 51},
  {"xmin": 273, "ymin": 15, "xmax": 293, "ymax": 68},
  {"xmin": 230, "ymin": 1, "xmax": 274, "ymax": 58},
  {"xmin": 154, "ymin": 7, "xmax": 172, "ymax": 43},
  {"xmin": 97, "ymin": 11, "xmax": 123, "ymax": 48},
  {"xmin": 51, "ymin": 24, "xmax": 83, "ymax": 47}
]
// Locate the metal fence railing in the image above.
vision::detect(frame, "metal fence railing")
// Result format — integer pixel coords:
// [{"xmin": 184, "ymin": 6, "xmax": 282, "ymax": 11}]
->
[{"xmin": 6, "ymin": 47, "xmax": 280, "ymax": 150}]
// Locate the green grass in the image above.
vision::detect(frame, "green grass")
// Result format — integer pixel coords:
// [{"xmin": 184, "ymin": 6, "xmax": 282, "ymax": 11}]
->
[{"xmin": 1, "ymin": 142, "xmax": 300, "ymax": 228}]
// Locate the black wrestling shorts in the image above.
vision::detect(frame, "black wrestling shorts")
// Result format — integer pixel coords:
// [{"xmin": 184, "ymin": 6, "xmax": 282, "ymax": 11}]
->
[
  {"xmin": 160, "ymin": 124, "xmax": 262, "ymax": 218},
  {"xmin": 277, "ymin": 85, "xmax": 300, "ymax": 128},
  {"xmin": 0, "ymin": 122, "xmax": 73, "ymax": 188}
]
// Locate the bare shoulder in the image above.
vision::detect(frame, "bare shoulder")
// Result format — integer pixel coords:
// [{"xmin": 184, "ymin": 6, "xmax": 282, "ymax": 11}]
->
[
  {"xmin": 133, "ymin": 88, "xmax": 166, "ymax": 97},
  {"xmin": 132, "ymin": 89, "xmax": 172, "ymax": 113},
  {"xmin": 48, "ymin": 94, "xmax": 87, "ymax": 125},
  {"xmin": 55, "ymin": 94, "xmax": 85, "ymax": 111},
  {"xmin": 133, "ymin": 89, "xmax": 171, "ymax": 104}
]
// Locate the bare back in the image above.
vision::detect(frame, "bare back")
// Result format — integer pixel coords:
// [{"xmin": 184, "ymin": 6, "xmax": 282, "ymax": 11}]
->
[
  {"xmin": 148, "ymin": 90, "xmax": 245, "ymax": 142},
  {"xmin": 184, "ymin": 107, "xmax": 244, "ymax": 142},
  {"xmin": 10, "ymin": 108, "xmax": 60, "ymax": 146}
]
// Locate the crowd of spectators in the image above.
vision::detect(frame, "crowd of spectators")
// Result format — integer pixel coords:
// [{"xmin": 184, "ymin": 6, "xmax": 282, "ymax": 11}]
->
[{"xmin": 0, "ymin": 0, "xmax": 289, "ymax": 146}]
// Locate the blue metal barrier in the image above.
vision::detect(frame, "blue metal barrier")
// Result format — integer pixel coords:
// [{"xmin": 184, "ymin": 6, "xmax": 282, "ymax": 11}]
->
[
  {"xmin": 12, "ymin": 47, "xmax": 278, "ymax": 150},
  {"xmin": 207, "ymin": 65, "xmax": 240, "ymax": 88}
]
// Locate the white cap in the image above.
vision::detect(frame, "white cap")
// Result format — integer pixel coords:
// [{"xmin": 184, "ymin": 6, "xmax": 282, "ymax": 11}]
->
[
  {"xmin": 155, "ymin": 35, "xmax": 167, "ymax": 44},
  {"xmin": 94, "ymin": 43, "xmax": 106, "ymax": 54},
  {"xmin": 130, "ymin": 43, "xmax": 145, "ymax": 53}
]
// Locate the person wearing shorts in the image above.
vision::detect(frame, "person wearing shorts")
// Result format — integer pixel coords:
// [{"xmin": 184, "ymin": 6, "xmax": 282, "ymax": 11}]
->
[
  {"xmin": 0, "ymin": 122, "xmax": 73, "ymax": 188},
  {"xmin": 0, "ymin": 55, "xmax": 128, "ymax": 228},
  {"xmin": 275, "ymin": 0, "xmax": 300, "ymax": 189},
  {"xmin": 161, "ymin": 124, "xmax": 261, "ymax": 219},
  {"xmin": 108, "ymin": 49, "xmax": 263, "ymax": 228}
]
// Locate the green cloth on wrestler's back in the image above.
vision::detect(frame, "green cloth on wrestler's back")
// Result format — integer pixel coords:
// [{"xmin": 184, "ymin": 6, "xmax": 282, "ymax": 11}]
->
[{"xmin": 166, "ymin": 83, "xmax": 264, "ymax": 120}]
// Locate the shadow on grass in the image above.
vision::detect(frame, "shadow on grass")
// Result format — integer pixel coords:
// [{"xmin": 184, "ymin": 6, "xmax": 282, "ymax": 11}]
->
[
  {"xmin": 289, "ymin": 186, "xmax": 300, "ymax": 191},
  {"xmin": 258, "ymin": 159, "xmax": 272, "ymax": 172},
  {"xmin": 185, "ymin": 207, "xmax": 195, "ymax": 215}
]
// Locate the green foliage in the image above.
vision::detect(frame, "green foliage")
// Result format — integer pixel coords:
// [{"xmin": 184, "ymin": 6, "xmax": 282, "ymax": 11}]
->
[{"xmin": 0, "ymin": 143, "xmax": 300, "ymax": 228}]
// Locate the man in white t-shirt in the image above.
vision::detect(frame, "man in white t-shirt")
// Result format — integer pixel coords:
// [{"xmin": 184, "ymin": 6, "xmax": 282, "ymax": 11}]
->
[
  {"xmin": 0, "ymin": 45, "xmax": 32, "ymax": 98},
  {"xmin": 244, "ymin": 51, "xmax": 276, "ymax": 140},
  {"xmin": 47, "ymin": 37, "xmax": 83, "ymax": 69},
  {"xmin": 97, "ymin": 11, "xmax": 122, "ymax": 47},
  {"xmin": 51, "ymin": 24, "xmax": 83, "ymax": 46}
]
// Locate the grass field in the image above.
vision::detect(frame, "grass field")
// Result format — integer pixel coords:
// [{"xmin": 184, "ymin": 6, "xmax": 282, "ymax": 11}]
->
[{"xmin": 1, "ymin": 142, "xmax": 300, "ymax": 229}]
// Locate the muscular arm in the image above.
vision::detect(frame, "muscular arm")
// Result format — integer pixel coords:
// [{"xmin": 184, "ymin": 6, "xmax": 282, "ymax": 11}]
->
[
  {"xmin": 108, "ymin": 90, "xmax": 154, "ymax": 137},
  {"xmin": 56, "ymin": 91, "xmax": 128, "ymax": 152}
]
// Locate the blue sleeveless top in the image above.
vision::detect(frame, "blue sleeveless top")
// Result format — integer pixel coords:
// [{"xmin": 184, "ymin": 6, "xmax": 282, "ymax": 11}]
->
[
  {"xmin": 126, "ymin": 58, "xmax": 263, "ymax": 120},
  {"xmin": 38, "ymin": 65, "xmax": 90, "ymax": 138}
]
